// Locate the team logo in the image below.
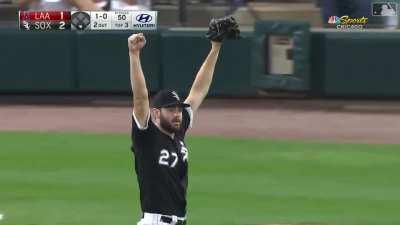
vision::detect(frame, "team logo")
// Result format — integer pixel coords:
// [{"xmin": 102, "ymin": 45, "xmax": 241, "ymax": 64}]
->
[
  {"xmin": 22, "ymin": 21, "xmax": 30, "ymax": 30},
  {"xmin": 172, "ymin": 91, "xmax": 180, "ymax": 101},
  {"xmin": 136, "ymin": 14, "xmax": 152, "ymax": 23},
  {"xmin": 180, "ymin": 141, "xmax": 188, "ymax": 162}
]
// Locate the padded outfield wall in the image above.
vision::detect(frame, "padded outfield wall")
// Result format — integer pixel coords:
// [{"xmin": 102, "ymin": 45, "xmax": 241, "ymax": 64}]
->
[{"xmin": 1, "ymin": 27, "xmax": 399, "ymax": 97}]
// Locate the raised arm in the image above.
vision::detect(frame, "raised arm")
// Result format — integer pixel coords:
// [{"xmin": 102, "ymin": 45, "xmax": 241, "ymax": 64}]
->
[
  {"xmin": 184, "ymin": 41, "xmax": 221, "ymax": 113},
  {"xmin": 128, "ymin": 33, "xmax": 150, "ymax": 128}
]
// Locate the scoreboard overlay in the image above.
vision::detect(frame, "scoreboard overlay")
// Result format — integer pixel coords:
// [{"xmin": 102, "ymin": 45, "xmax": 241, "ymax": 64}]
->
[{"xmin": 19, "ymin": 11, "xmax": 158, "ymax": 31}]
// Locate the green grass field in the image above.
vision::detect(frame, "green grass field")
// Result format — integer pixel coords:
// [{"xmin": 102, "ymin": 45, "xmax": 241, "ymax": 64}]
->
[{"xmin": 1, "ymin": 131, "xmax": 400, "ymax": 225}]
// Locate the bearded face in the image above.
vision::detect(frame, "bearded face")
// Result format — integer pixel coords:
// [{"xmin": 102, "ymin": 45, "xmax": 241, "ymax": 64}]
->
[{"xmin": 157, "ymin": 106, "xmax": 183, "ymax": 134}]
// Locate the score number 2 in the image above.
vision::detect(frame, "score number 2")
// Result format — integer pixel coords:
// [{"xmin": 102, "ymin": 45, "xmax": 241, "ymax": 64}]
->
[{"xmin": 59, "ymin": 21, "xmax": 65, "ymax": 30}]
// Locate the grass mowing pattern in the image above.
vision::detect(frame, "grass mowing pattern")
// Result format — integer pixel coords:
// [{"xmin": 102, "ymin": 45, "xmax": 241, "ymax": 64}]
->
[{"xmin": 1, "ymin": 132, "xmax": 399, "ymax": 225}]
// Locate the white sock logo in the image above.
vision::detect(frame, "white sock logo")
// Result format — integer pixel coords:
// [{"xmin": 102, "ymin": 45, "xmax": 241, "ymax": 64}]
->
[
  {"xmin": 180, "ymin": 141, "xmax": 188, "ymax": 162},
  {"xmin": 172, "ymin": 91, "xmax": 180, "ymax": 101}
]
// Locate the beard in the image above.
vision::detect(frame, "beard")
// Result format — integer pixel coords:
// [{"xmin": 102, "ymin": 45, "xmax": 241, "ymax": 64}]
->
[{"xmin": 160, "ymin": 114, "xmax": 181, "ymax": 134}]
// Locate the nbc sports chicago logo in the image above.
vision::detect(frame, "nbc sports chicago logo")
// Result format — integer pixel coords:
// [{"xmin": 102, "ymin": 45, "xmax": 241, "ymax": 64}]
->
[{"xmin": 328, "ymin": 15, "xmax": 368, "ymax": 30}]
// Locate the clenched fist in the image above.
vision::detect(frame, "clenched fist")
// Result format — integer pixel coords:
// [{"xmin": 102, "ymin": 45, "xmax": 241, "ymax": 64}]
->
[{"xmin": 128, "ymin": 33, "xmax": 146, "ymax": 55}]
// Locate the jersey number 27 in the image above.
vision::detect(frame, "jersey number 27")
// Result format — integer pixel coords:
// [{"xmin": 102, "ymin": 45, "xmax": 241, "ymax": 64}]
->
[{"xmin": 158, "ymin": 149, "xmax": 178, "ymax": 168}]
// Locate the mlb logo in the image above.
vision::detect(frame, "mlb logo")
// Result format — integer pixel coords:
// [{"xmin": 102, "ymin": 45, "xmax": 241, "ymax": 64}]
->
[
  {"xmin": 328, "ymin": 16, "xmax": 340, "ymax": 24},
  {"xmin": 372, "ymin": 2, "xmax": 398, "ymax": 16}
]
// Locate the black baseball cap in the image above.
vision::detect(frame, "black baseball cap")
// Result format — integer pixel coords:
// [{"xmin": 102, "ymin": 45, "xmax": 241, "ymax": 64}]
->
[{"xmin": 151, "ymin": 90, "xmax": 190, "ymax": 108}]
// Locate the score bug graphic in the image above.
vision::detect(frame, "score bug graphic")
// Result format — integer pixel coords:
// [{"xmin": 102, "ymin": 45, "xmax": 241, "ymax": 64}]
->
[{"xmin": 19, "ymin": 11, "xmax": 158, "ymax": 31}]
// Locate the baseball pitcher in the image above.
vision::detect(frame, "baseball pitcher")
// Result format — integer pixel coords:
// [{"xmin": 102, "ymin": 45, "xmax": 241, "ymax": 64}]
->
[{"xmin": 128, "ymin": 16, "xmax": 240, "ymax": 225}]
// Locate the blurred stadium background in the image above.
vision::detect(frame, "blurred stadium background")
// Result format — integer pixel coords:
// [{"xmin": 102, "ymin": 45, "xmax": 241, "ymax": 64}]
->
[{"xmin": 1, "ymin": 0, "xmax": 400, "ymax": 225}]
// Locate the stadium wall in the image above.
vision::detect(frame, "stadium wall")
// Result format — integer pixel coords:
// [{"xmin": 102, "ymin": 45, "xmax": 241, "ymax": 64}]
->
[
  {"xmin": 311, "ymin": 30, "xmax": 400, "ymax": 97},
  {"xmin": 1, "ymin": 27, "xmax": 400, "ymax": 97}
]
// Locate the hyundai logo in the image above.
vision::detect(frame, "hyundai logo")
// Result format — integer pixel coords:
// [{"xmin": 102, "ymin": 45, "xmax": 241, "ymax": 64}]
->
[{"xmin": 136, "ymin": 14, "xmax": 152, "ymax": 23}]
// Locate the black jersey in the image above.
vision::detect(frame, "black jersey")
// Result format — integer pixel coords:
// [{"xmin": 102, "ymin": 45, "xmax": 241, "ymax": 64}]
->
[{"xmin": 131, "ymin": 106, "xmax": 193, "ymax": 217}]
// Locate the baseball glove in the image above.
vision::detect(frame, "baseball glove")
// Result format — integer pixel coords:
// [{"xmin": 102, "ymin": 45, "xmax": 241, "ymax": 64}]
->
[{"xmin": 205, "ymin": 16, "xmax": 240, "ymax": 42}]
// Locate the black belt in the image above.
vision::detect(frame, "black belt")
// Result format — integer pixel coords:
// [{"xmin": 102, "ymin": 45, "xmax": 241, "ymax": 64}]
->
[{"xmin": 160, "ymin": 215, "xmax": 186, "ymax": 225}]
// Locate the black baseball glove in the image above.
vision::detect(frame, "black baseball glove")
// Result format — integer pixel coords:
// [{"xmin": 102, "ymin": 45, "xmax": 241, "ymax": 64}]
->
[{"xmin": 205, "ymin": 16, "xmax": 240, "ymax": 42}]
